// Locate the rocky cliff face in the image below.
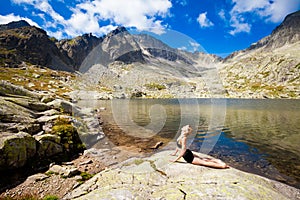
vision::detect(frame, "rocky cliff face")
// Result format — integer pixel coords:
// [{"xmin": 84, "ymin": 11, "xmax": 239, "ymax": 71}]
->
[
  {"xmin": 56, "ymin": 33, "xmax": 103, "ymax": 70},
  {"xmin": 248, "ymin": 10, "xmax": 300, "ymax": 50},
  {"xmin": 0, "ymin": 21, "xmax": 74, "ymax": 71}
]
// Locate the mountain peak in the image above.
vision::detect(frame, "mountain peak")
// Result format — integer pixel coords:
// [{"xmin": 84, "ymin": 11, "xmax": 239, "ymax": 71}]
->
[
  {"xmin": 106, "ymin": 26, "xmax": 128, "ymax": 38},
  {"xmin": 272, "ymin": 10, "xmax": 300, "ymax": 35},
  {"xmin": 0, "ymin": 20, "xmax": 31, "ymax": 31},
  {"xmin": 246, "ymin": 10, "xmax": 300, "ymax": 51}
]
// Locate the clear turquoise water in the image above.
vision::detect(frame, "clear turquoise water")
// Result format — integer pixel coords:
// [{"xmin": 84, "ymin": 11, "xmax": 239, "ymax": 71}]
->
[{"xmin": 96, "ymin": 98, "xmax": 300, "ymax": 188}]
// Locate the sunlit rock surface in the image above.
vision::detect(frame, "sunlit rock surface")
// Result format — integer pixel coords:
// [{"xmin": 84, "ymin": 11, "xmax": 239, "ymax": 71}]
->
[{"xmin": 64, "ymin": 150, "xmax": 299, "ymax": 200}]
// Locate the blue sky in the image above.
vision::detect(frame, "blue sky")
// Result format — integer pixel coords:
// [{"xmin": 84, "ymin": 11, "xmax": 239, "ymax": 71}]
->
[{"xmin": 1, "ymin": 0, "xmax": 300, "ymax": 57}]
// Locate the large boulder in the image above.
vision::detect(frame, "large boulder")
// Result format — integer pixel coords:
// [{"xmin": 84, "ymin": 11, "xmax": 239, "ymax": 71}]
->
[
  {"xmin": 47, "ymin": 99, "xmax": 80, "ymax": 114},
  {"xmin": 34, "ymin": 134, "xmax": 63, "ymax": 157},
  {"xmin": 64, "ymin": 150, "xmax": 299, "ymax": 200},
  {"xmin": 0, "ymin": 132, "xmax": 36, "ymax": 170}
]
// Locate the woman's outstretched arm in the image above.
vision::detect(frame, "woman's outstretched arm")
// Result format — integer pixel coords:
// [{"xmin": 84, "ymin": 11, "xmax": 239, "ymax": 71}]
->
[{"xmin": 170, "ymin": 136, "xmax": 187, "ymax": 162}]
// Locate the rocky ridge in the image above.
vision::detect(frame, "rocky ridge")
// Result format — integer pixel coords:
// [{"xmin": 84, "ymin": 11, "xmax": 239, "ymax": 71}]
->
[
  {"xmin": 0, "ymin": 21, "xmax": 74, "ymax": 72},
  {"xmin": 219, "ymin": 10, "xmax": 300, "ymax": 99}
]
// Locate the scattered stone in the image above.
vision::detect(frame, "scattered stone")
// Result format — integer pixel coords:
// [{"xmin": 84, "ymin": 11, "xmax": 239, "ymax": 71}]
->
[
  {"xmin": 79, "ymin": 160, "xmax": 93, "ymax": 166},
  {"xmin": 26, "ymin": 174, "xmax": 49, "ymax": 183},
  {"xmin": 28, "ymin": 83, "xmax": 35, "ymax": 88},
  {"xmin": 32, "ymin": 73, "xmax": 41, "ymax": 79},
  {"xmin": 47, "ymin": 165, "xmax": 80, "ymax": 178},
  {"xmin": 62, "ymin": 162, "xmax": 74, "ymax": 166},
  {"xmin": 47, "ymin": 99, "xmax": 80, "ymax": 114},
  {"xmin": 41, "ymin": 95, "xmax": 55, "ymax": 103}
]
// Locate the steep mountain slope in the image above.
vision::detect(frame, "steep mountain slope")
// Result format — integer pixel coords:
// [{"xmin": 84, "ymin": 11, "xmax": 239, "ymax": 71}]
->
[
  {"xmin": 219, "ymin": 10, "xmax": 300, "ymax": 99},
  {"xmin": 75, "ymin": 27, "xmax": 224, "ymax": 99},
  {"xmin": 56, "ymin": 33, "xmax": 103, "ymax": 70},
  {"xmin": 248, "ymin": 10, "xmax": 300, "ymax": 50},
  {"xmin": 0, "ymin": 20, "xmax": 74, "ymax": 72}
]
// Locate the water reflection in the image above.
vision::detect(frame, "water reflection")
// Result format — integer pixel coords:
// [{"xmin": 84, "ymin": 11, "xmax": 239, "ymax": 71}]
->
[{"xmin": 92, "ymin": 98, "xmax": 300, "ymax": 188}]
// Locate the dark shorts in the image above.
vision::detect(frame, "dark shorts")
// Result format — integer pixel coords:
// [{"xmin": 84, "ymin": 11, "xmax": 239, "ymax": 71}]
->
[{"xmin": 183, "ymin": 149, "xmax": 194, "ymax": 163}]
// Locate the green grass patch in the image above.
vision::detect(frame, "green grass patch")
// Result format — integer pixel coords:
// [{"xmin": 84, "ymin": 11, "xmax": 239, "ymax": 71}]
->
[
  {"xmin": 249, "ymin": 82, "xmax": 261, "ymax": 91},
  {"xmin": 0, "ymin": 65, "xmax": 75, "ymax": 97},
  {"xmin": 51, "ymin": 117, "xmax": 85, "ymax": 152},
  {"xmin": 80, "ymin": 172, "xmax": 94, "ymax": 181},
  {"xmin": 42, "ymin": 195, "xmax": 59, "ymax": 200},
  {"xmin": 134, "ymin": 159, "xmax": 144, "ymax": 165},
  {"xmin": 44, "ymin": 171, "xmax": 58, "ymax": 176},
  {"xmin": 144, "ymin": 83, "xmax": 166, "ymax": 90}
]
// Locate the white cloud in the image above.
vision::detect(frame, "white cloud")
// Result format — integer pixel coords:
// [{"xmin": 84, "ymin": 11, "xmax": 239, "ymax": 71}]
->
[
  {"xmin": 11, "ymin": 0, "xmax": 172, "ymax": 38},
  {"xmin": 189, "ymin": 41, "xmax": 200, "ymax": 52},
  {"xmin": 72, "ymin": 0, "xmax": 172, "ymax": 34},
  {"xmin": 11, "ymin": 0, "xmax": 66, "ymax": 30},
  {"xmin": 218, "ymin": 9, "xmax": 226, "ymax": 21},
  {"xmin": 228, "ymin": 0, "xmax": 300, "ymax": 35},
  {"xmin": 228, "ymin": 15, "xmax": 251, "ymax": 35},
  {"xmin": 258, "ymin": 0, "xmax": 300, "ymax": 23},
  {"xmin": 177, "ymin": 46, "xmax": 187, "ymax": 51},
  {"xmin": 197, "ymin": 12, "xmax": 214, "ymax": 28},
  {"xmin": 0, "ymin": 13, "xmax": 40, "ymax": 27}
]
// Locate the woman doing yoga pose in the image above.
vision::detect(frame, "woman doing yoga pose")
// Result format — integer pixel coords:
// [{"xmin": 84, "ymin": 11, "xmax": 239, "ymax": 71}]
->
[{"xmin": 170, "ymin": 125, "xmax": 229, "ymax": 169}]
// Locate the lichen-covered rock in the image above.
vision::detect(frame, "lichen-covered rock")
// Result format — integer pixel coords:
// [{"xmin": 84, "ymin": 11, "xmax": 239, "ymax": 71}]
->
[
  {"xmin": 4, "ymin": 97, "xmax": 51, "ymax": 112},
  {"xmin": 0, "ymin": 97, "xmax": 36, "ymax": 124},
  {"xmin": 34, "ymin": 134, "xmax": 63, "ymax": 157},
  {"xmin": 64, "ymin": 150, "xmax": 300, "ymax": 200},
  {"xmin": 0, "ymin": 80, "xmax": 42, "ymax": 99},
  {"xmin": 0, "ymin": 132, "xmax": 36, "ymax": 170}
]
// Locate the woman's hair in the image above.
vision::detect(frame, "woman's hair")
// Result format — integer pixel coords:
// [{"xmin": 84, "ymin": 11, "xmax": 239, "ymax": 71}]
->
[
  {"xmin": 177, "ymin": 125, "xmax": 193, "ymax": 143},
  {"xmin": 181, "ymin": 125, "xmax": 193, "ymax": 136}
]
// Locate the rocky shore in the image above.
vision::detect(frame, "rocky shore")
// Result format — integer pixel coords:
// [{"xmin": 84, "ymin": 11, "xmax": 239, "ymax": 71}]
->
[{"xmin": 64, "ymin": 150, "xmax": 300, "ymax": 200}]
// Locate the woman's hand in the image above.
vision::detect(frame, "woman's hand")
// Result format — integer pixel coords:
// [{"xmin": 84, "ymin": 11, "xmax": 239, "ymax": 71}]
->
[{"xmin": 170, "ymin": 148, "xmax": 178, "ymax": 156}]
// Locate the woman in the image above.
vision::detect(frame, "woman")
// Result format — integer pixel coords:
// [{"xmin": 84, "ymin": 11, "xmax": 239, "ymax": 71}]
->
[{"xmin": 170, "ymin": 125, "xmax": 229, "ymax": 169}]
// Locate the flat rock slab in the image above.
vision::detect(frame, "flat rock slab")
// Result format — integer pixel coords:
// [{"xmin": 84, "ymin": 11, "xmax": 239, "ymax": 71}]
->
[{"xmin": 64, "ymin": 150, "xmax": 300, "ymax": 200}]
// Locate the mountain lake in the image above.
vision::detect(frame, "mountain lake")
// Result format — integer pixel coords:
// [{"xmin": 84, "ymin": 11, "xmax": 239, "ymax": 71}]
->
[{"xmin": 87, "ymin": 98, "xmax": 300, "ymax": 189}]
